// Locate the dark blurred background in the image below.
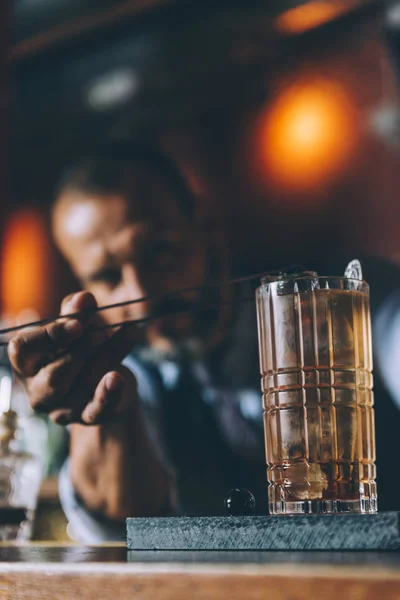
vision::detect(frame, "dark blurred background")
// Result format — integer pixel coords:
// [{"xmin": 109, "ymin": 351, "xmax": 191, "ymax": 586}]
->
[
  {"xmin": 1, "ymin": 0, "xmax": 399, "ymax": 539},
  {"xmin": 5, "ymin": 0, "xmax": 398, "ymax": 318}
]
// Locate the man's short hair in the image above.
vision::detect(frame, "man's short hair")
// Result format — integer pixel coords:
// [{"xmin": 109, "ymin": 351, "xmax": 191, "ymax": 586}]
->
[{"xmin": 55, "ymin": 141, "xmax": 196, "ymax": 220}]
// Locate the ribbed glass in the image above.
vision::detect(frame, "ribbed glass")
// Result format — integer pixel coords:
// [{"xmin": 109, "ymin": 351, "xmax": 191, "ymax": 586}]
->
[{"xmin": 256, "ymin": 276, "xmax": 377, "ymax": 515}]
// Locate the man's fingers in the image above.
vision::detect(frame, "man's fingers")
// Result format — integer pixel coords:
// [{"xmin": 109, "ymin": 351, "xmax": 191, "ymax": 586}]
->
[
  {"xmin": 26, "ymin": 324, "xmax": 111, "ymax": 412},
  {"xmin": 49, "ymin": 408, "xmax": 75, "ymax": 426},
  {"xmin": 49, "ymin": 369, "xmax": 135, "ymax": 426},
  {"xmin": 81, "ymin": 372, "xmax": 124, "ymax": 425},
  {"xmin": 40, "ymin": 326, "xmax": 139, "ymax": 420},
  {"xmin": 8, "ymin": 292, "xmax": 104, "ymax": 379},
  {"xmin": 60, "ymin": 291, "xmax": 97, "ymax": 318},
  {"xmin": 8, "ymin": 290, "xmax": 142, "ymax": 426},
  {"xmin": 8, "ymin": 319, "xmax": 83, "ymax": 378},
  {"xmin": 67, "ymin": 324, "xmax": 141, "ymax": 404}
]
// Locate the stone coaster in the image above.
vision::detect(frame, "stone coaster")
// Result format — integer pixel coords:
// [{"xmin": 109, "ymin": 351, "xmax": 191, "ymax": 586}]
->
[{"xmin": 126, "ymin": 512, "xmax": 400, "ymax": 551}]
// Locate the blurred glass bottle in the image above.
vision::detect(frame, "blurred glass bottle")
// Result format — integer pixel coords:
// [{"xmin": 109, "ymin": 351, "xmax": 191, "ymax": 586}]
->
[
  {"xmin": 0, "ymin": 373, "xmax": 43, "ymax": 540},
  {"xmin": 0, "ymin": 316, "xmax": 67, "ymax": 479}
]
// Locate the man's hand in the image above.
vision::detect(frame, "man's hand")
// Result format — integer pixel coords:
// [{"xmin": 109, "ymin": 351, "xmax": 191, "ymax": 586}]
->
[
  {"xmin": 8, "ymin": 291, "xmax": 138, "ymax": 425},
  {"xmin": 8, "ymin": 291, "xmax": 172, "ymax": 520}
]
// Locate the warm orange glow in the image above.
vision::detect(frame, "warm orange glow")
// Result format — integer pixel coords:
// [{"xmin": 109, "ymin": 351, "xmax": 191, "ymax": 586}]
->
[
  {"xmin": 276, "ymin": 0, "xmax": 362, "ymax": 35},
  {"xmin": 257, "ymin": 79, "xmax": 357, "ymax": 193},
  {"xmin": 1, "ymin": 210, "xmax": 49, "ymax": 317}
]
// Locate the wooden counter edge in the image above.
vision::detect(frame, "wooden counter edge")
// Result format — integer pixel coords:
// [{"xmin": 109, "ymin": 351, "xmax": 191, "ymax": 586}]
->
[
  {"xmin": 0, "ymin": 562, "xmax": 399, "ymax": 600},
  {"xmin": 0, "ymin": 544, "xmax": 399, "ymax": 600}
]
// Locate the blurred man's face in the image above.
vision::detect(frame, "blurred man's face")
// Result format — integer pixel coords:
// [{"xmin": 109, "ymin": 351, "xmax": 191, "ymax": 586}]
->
[{"xmin": 52, "ymin": 165, "xmax": 208, "ymax": 350}]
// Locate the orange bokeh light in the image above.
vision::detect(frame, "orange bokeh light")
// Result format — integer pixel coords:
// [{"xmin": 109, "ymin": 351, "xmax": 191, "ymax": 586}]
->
[
  {"xmin": 1, "ymin": 210, "xmax": 49, "ymax": 317},
  {"xmin": 276, "ymin": 0, "xmax": 360, "ymax": 35},
  {"xmin": 257, "ymin": 78, "xmax": 357, "ymax": 194}
]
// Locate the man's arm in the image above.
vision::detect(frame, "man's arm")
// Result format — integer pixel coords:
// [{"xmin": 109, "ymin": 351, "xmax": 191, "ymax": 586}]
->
[
  {"xmin": 69, "ymin": 369, "xmax": 172, "ymax": 520},
  {"xmin": 8, "ymin": 291, "xmax": 172, "ymax": 524}
]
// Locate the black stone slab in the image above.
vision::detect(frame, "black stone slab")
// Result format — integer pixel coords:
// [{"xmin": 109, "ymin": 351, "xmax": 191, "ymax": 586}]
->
[
  {"xmin": 126, "ymin": 550, "xmax": 400, "ymax": 564},
  {"xmin": 126, "ymin": 512, "xmax": 400, "ymax": 551}
]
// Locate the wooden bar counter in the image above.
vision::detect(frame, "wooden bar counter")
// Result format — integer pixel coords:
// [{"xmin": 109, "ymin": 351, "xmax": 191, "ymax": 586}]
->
[{"xmin": 0, "ymin": 544, "xmax": 400, "ymax": 599}]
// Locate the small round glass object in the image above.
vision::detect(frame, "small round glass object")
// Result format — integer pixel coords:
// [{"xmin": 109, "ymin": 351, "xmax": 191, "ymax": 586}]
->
[{"xmin": 224, "ymin": 489, "xmax": 256, "ymax": 516}]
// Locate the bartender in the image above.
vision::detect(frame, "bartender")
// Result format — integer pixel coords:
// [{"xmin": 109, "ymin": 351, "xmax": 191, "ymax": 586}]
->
[{"xmin": 7, "ymin": 143, "xmax": 400, "ymax": 542}]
